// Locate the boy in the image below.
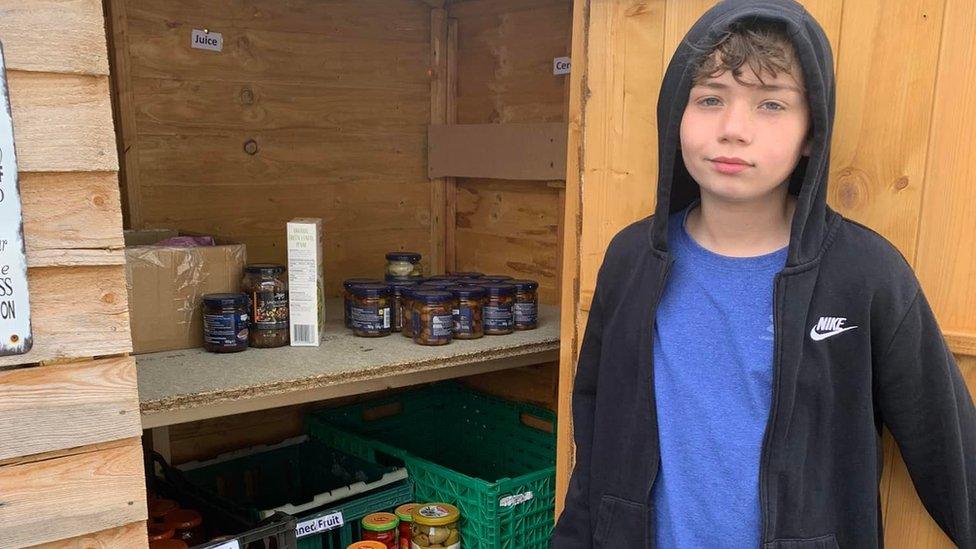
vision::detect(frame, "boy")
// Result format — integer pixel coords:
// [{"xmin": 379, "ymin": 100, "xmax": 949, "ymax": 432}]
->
[{"xmin": 550, "ymin": 0, "xmax": 976, "ymax": 547}]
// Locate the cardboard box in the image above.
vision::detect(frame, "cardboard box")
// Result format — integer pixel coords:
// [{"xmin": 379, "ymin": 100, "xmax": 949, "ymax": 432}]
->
[
  {"xmin": 124, "ymin": 229, "xmax": 246, "ymax": 354},
  {"xmin": 287, "ymin": 218, "xmax": 325, "ymax": 346}
]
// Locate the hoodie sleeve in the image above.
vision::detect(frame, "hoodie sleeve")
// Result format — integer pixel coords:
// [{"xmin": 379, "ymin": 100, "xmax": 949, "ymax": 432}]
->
[
  {"xmin": 876, "ymin": 287, "xmax": 976, "ymax": 547},
  {"xmin": 550, "ymin": 263, "xmax": 608, "ymax": 548}
]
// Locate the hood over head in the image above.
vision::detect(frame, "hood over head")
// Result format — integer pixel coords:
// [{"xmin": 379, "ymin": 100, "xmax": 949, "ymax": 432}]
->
[{"xmin": 652, "ymin": 0, "xmax": 836, "ymax": 267}]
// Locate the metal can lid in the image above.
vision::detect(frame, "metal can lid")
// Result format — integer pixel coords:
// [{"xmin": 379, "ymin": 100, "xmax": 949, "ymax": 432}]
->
[
  {"xmin": 449, "ymin": 271, "xmax": 484, "ymax": 278},
  {"xmin": 480, "ymin": 274, "xmax": 514, "ymax": 282},
  {"xmin": 361, "ymin": 512, "xmax": 399, "ymax": 532},
  {"xmin": 203, "ymin": 293, "xmax": 248, "ymax": 308},
  {"xmin": 385, "ymin": 251, "xmax": 422, "ymax": 262},
  {"xmin": 395, "ymin": 503, "xmax": 421, "ymax": 522},
  {"xmin": 344, "ymin": 277, "xmax": 382, "ymax": 289},
  {"xmin": 479, "ymin": 282, "xmax": 516, "ymax": 296},
  {"xmin": 412, "ymin": 503, "xmax": 460, "ymax": 526},
  {"xmin": 412, "ymin": 290, "xmax": 454, "ymax": 304},
  {"xmin": 244, "ymin": 263, "xmax": 285, "ymax": 276},
  {"xmin": 509, "ymin": 279, "xmax": 539, "ymax": 291},
  {"xmin": 452, "ymin": 285, "xmax": 487, "ymax": 299},
  {"xmin": 349, "ymin": 283, "xmax": 392, "ymax": 297}
]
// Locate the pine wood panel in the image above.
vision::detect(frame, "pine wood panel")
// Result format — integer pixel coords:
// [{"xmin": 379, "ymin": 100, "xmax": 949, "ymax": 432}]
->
[
  {"xmin": 32, "ymin": 521, "xmax": 148, "ymax": 549},
  {"xmin": 0, "ymin": 439, "xmax": 146, "ymax": 547},
  {"xmin": 0, "ymin": 0, "xmax": 110, "ymax": 76},
  {"xmin": 0, "ymin": 357, "xmax": 139, "ymax": 461}
]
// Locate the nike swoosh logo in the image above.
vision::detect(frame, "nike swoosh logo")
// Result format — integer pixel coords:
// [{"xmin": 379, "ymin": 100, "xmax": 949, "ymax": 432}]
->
[{"xmin": 809, "ymin": 325, "xmax": 858, "ymax": 341}]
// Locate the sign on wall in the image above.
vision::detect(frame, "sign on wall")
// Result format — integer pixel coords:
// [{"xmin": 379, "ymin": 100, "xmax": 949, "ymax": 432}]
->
[{"xmin": 0, "ymin": 42, "xmax": 32, "ymax": 357}]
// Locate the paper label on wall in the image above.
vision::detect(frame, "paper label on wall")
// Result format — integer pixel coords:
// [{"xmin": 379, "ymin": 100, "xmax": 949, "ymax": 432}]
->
[
  {"xmin": 191, "ymin": 29, "xmax": 223, "ymax": 51},
  {"xmin": 553, "ymin": 56, "xmax": 571, "ymax": 75},
  {"xmin": 296, "ymin": 512, "xmax": 344, "ymax": 538},
  {"xmin": 0, "ymin": 42, "xmax": 33, "ymax": 357}
]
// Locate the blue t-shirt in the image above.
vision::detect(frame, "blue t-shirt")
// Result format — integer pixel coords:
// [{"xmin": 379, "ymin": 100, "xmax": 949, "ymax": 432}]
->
[{"xmin": 651, "ymin": 204, "xmax": 787, "ymax": 548}]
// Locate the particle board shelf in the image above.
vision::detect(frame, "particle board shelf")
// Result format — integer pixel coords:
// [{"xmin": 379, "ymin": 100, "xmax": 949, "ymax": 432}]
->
[{"xmin": 137, "ymin": 299, "xmax": 560, "ymax": 428}]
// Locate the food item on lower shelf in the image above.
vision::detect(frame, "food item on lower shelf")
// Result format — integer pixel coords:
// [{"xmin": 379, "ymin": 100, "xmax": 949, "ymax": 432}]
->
[
  {"xmin": 164, "ymin": 509, "xmax": 205, "ymax": 546},
  {"xmin": 349, "ymin": 284, "xmax": 393, "ymax": 337},
  {"xmin": 481, "ymin": 282, "xmax": 516, "ymax": 335},
  {"xmin": 451, "ymin": 285, "xmax": 486, "ymax": 339},
  {"xmin": 388, "ymin": 281, "xmax": 418, "ymax": 333},
  {"xmin": 386, "ymin": 251, "xmax": 423, "ymax": 278},
  {"xmin": 201, "ymin": 293, "xmax": 249, "ymax": 353},
  {"xmin": 242, "ymin": 264, "xmax": 290, "ymax": 348},
  {"xmin": 410, "ymin": 503, "xmax": 460, "ymax": 549},
  {"xmin": 510, "ymin": 279, "xmax": 540, "ymax": 330},
  {"xmin": 149, "ymin": 499, "xmax": 179, "ymax": 522},
  {"xmin": 395, "ymin": 504, "xmax": 421, "ymax": 549},
  {"xmin": 411, "ymin": 290, "xmax": 455, "ymax": 346},
  {"xmin": 362, "ymin": 512, "xmax": 399, "ymax": 549}
]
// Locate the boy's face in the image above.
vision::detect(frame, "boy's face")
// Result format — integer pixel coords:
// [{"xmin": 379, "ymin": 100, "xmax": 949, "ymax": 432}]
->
[{"xmin": 680, "ymin": 60, "xmax": 812, "ymax": 205}]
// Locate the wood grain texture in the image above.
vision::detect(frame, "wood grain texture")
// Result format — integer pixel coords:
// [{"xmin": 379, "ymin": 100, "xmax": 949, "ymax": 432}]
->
[
  {"xmin": 0, "ymin": 0, "xmax": 110, "ymax": 75},
  {"xmin": 430, "ymin": 8, "xmax": 449, "ymax": 275},
  {"xmin": 428, "ymin": 123, "xmax": 568, "ymax": 180},
  {"xmin": 7, "ymin": 71, "xmax": 118, "ymax": 172},
  {"xmin": 21, "ymin": 172, "xmax": 125, "ymax": 267},
  {"xmin": 31, "ymin": 521, "xmax": 148, "ymax": 549},
  {"xmin": 0, "ymin": 439, "xmax": 146, "ymax": 547},
  {"xmin": 0, "ymin": 357, "xmax": 139, "ymax": 461},
  {"xmin": 0, "ymin": 266, "xmax": 131, "ymax": 368}
]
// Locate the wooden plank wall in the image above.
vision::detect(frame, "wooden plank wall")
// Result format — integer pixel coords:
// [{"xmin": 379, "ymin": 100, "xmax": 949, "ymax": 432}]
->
[
  {"xmin": 108, "ymin": 0, "xmax": 435, "ymax": 296},
  {"xmin": 559, "ymin": 0, "xmax": 976, "ymax": 547},
  {"xmin": 0, "ymin": 1, "xmax": 146, "ymax": 546}
]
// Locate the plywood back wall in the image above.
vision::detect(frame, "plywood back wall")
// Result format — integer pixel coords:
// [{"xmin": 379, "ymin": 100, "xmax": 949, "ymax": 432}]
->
[
  {"xmin": 449, "ymin": 0, "xmax": 573, "ymax": 305},
  {"xmin": 110, "ymin": 0, "xmax": 434, "ymax": 296}
]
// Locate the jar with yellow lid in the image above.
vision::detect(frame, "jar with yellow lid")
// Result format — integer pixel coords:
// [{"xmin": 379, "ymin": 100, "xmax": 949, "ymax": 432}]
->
[
  {"xmin": 395, "ymin": 503, "xmax": 421, "ymax": 549},
  {"xmin": 410, "ymin": 503, "xmax": 460, "ymax": 549},
  {"xmin": 348, "ymin": 542, "xmax": 388, "ymax": 549},
  {"xmin": 361, "ymin": 513, "xmax": 399, "ymax": 549}
]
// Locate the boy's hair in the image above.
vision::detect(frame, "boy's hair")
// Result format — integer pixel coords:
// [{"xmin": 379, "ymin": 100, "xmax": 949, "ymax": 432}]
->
[{"xmin": 692, "ymin": 20, "xmax": 802, "ymax": 89}]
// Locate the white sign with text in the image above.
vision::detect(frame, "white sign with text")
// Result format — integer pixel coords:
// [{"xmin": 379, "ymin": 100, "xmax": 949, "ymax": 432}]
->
[{"xmin": 191, "ymin": 29, "xmax": 223, "ymax": 52}]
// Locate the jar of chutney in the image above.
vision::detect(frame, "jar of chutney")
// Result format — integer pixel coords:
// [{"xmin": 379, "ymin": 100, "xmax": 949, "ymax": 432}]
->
[{"xmin": 242, "ymin": 264, "xmax": 289, "ymax": 348}]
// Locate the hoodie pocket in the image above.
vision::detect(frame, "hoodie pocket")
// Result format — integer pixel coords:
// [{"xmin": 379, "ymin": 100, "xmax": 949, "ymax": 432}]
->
[
  {"xmin": 592, "ymin": 495, "xmax": 646, "ymax": 548},
  {"xmin": 763, "ymin": 534, "xmax": 840, "ymax": 549}
]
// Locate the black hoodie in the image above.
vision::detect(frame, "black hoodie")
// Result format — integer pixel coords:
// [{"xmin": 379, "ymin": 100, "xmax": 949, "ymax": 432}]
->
[{"xmin": 550, "ymin": 0, "xmax": 976, "ymax": 547}]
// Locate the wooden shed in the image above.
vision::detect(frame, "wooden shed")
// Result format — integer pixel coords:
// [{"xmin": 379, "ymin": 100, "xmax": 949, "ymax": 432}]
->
[{"xmin": 0, "ymin": 0, "xmax": 972, "ymax": 547}]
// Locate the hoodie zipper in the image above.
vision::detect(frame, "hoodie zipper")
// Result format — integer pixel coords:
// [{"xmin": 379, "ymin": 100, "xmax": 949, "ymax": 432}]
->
[
  {"xmin": 758, "ymin": 273, "xmax": 785, "ymax": 547},
  {"xmin": 646, "ymin": 256, "xmax": 674, "ymax": 544}
]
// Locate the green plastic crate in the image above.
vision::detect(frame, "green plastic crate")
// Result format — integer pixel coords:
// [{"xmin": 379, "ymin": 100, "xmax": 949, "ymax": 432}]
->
[
  {"xmin": 307, "ymin": 382, "xmax": 557, "ymax": 549},
  {"xmin": 174, "ymin": 435, "xmax": 414, "ymax": 549}
]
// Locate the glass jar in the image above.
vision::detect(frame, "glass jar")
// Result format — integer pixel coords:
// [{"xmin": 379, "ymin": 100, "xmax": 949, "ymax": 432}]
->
[
  {"xmin": 388, "ymin": 282, "xmax": 417, "ymax": 333},
  {"xmin": 417, "ymin": 281, "xmax": 455, "ymax": 292},
  {"xmin": 386, "ymin": 252, "xmax": 423, "ymax": 278},
  {"xmin": 480, "ymin": 274, "xmax": 514, "ymax": 283},
  {"xmin": 150, "ymin": 499, "xmax": 179, "ymax": 523},
  {"xmin": 148, "ymin": 521, "xmax": 175, "ymax": 542},
  {"xmin": 510, "ymin": 279, "xmax": 540, "ymax": 330},
  {"xmin": 411, "ymin": 291, "xmax": 455, "ymax": 346},
  {"xmin": 242, "ymin": 264, "xmax": 289, "ymax": 348},
  {"xmin": 449, "ymin": 271, "xmax": 483, "ymax": 278},
  {"xmin": 343, "ymin": 278, "xmax": 382, "ymax": 328},
  {"xmin": 201, "ymin": 293, "xmax": 249, "ymax": 353},
  {"xmin": 361, "ymin": 513, "xmax": 399, "ymax": 549},
  {"xmin": 395, "ymin": 504, "xmax": 420, "ymax": 549},
  {"xmin": 454, "ymin": 277, "xmax": 485, "ymax": 287},
  {"xmin": 400, "ymin": 286, "xmax": 417, "ymax": 340},
  {"xmin": 164, "ymin": 509, "xmax": 205, "ymax": 546},
  {"xmin": 425, "ymin": 274, "xmax": 458, "ymax": 283},
  {"xmin": 410, "ymin": 503, "xmax": 460, "ymax": 549},
  {"xmin": 452, "ymin": 285, "xmax": 485, "ymax": 339},
  {"xmin": 481, "ymin": 282, "xmax": 516, "ymax": 335},
  {"xmin": 349, "ymin": 284, "xmax": 393, "ymax": 337}
]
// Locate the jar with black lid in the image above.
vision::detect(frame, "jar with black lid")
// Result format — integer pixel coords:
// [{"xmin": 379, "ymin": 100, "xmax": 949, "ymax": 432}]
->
[
  {"xmin": 411, "ymin": 290, "xmax": 455, "ymax": 346},
  {"xmin": 451, "ymin": 285, "xmax": 486, "ymax": 339},
  {"xmin": 242, "ymin": 264, "xmax": 289, "ymax": 348},
  {"xmin": 510, "ymin": 279, "xmax": 540, "ymax": 330},
  {"xmin": 449, "ymin": 271, "xmax": 483, "ymax": 279},
  {"xmin": 201, "ymin": 293, "xmax": 249, "ymax": 353},
  {"xmin": 426, "ymin": 274, "xmax": 459, "ymax": 283},
  {"xmin": 388, "ymin": 281, "xmax": 417, "ymax": 333},
  {"xmin": 343, "ymin": 278, "xmax": 382, "ymax": 329},
  {"xmin": 481, "ymin": 282, "xmax": 516, "ymax": 335},
  {"xmin": 481, "ymin": 274, "xmax": 514, "ymax": 283},
  {"xmin": 349, "ymin": 283, "xmax": 393, "ymax": 337}
]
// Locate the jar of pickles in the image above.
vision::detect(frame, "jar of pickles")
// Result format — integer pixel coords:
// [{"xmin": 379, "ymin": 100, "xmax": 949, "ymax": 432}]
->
[
  {"xmin": 395, "ymin": 504, "xmax": 420, "ymax": 549},
  {"xmin": 388, "ymin": 281, "xmax": 417, "ymax": 333},
  {"xmin": 452, "ymin": 285, "xmax": 485, "ymax": 339},
  {"xmin": 510, "ymin": 279, "xmax": 539, "ymax": 330},
  {"xmin": 242, "ymin": 264, "xmax": 290, "ymax": 348},
  {"xmin": 481, "ymin": 282, "xmax": 516, "ymax": 335},
  {"xmin": 411, "ymin": 291, "xmax": 455, "ymax": 346},
  {"xmin": 386, "ymin": 252, "xmax": 423, "ymax": 278},
  {"xmin": 361, "ymin": 513, "xmax": 399, "ymax": 549},
  {"xmin": 349, "ymin": 284, "xmax": 393, "ymax": 337},
  {"xmin": 410, "ymin": 503, "xmax": 460, "ymax": 549},
  {"xmin": 343, "ymin": 278, "xmax": 382, "ymax": 328}
]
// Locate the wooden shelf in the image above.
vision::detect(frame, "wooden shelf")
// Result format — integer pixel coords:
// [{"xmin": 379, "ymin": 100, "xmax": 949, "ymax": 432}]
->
[{"xmin": 138, "ymin": 299, "xmax": 560, "ymax": 428}]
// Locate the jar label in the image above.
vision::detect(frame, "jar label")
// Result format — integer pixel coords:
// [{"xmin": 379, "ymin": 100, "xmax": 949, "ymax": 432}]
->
[
  {"xmin": 453, "ymin": 307, "xmax": 476, "ymax": 334},
  {"xmin": 351, "ymin": 306, "xmax": 391, "ymax": 332},
  {"xmin": 203, "ymin": 312, "xmax": 249, "ymax": 347},
  {"xmin": 484, "ymin": 304, "xmax": 513, "ymax": 330},
  {"xmin": 253, "ymin": 291, "xmax": 289, "ymax": 329},
  {"xmin": 515, "ymin": 302, "xmax": 538, "ymax": 325},
  {"xmin": 431, "ymin": 313, "xmax": 453, "ymax": 337}
]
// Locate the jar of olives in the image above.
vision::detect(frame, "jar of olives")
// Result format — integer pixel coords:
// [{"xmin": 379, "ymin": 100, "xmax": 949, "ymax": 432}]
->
[
  {"xmin": 481, "ymin": 282, "xmax": 516, "ymax": 335},
  {"xmin": 343, "ymin": 278, "xmax": 382, "ymax": 329},
  {"xmin": 242, "ymin": 264, "xmax": 290, "ymax": 347},
  {"xmin": 388, "ymin": 281, "xmax": 417, "ymax": 333},
  {"xmin": 411, "ymin": 291, "xmax": 455, "ymax": 346},
  {"xmin": 361, "ymin": 513, "xmax": 399, "ymax": 549},
  {"xmin": 349, "ymin": 284, "xmax": 393, "ymax": 337},
  {"xmin": 410, "ymin": 503, "xmax": 460, "ymax": 549},
  {"xmin": 451, "ymin": 285, "xmax": 485, "ymax": 339},
  {"xmin": 510, "ymin": 279, "xmax": 539, "ymax": 330},
  {"xmin": 386, "ymin": 252, "xmax": 423, "ymax": 278}
]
